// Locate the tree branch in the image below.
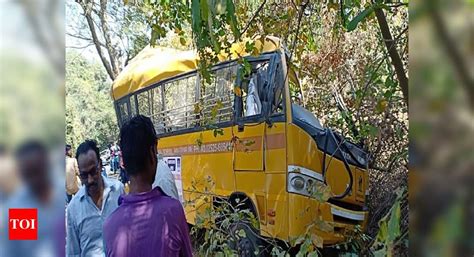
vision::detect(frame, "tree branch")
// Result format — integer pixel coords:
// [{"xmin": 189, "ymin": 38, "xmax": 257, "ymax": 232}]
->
[
  {"xmin": 99, "ymin": 0, "xmax": 120, "ymax": 78},
  {"xmin": 66, "ymin": 43, "xmax": 95, "ymax": 49},
  {"xmin": 288, "ymin": 0, "xmax": 310, "ymax": 106},
  {"xmin": 239, "ymin": 0, "xmax": 267, "ymax": 39},
  {"xmin": 66, "ymin": 32, "xmax": 94, "ymax": 42},
  {"xmin": 79, "ymin": 0, "xmax": 115, "ymax": 80},
  {"xmin": 430, "ymin": 7, "xmax": 474, "ymax": 109},
  {"xmin": 356, "ymin": 26, "xmax": 408, "ymax": 115},
  {"xmin": 375, "ymin": 7, "xmax": 409, "ymax": 108},
  {"xmin": 385, "ymin": 3, "xmax": 408, "ymax": 8},
  {"xmin": 371, "ymin": 149, "xmax": 407, "ymax": 173}
]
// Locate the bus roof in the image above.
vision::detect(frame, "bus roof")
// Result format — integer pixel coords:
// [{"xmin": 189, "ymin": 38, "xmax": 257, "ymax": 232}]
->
[{"xmin": 111, "ymin": 36, "xmax": 297, "ymax": 100}]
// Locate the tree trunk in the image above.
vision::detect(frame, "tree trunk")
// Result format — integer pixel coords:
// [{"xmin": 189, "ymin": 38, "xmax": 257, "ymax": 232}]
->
[
  {"xmin": 79, "ymin": 0, "xmax": 117, "ymax": 81},
  {"xmin": 98, "ymin": 0, "xmax": 120, "ymax": 78},
  {"xmin": 375, "ymin": 8, "xmax": 409, "ymax": 108}
]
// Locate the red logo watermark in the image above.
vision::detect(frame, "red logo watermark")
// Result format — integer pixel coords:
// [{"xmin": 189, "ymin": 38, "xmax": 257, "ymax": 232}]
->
[{"xmin": 9, "ymin": 208, "xmax": 37, "ymax": 240}]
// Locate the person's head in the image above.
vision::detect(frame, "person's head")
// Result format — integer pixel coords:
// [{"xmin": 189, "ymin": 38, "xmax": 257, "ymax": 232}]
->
[
  {"xmin": 65, "ymin": 144, "xmax": 72, "ymax": 157},
  {"xmin": 119, "ymin": 115, "xmax": 157, "ymax": 184},
  {"xmin": 76, "ymin": 140, "xmax": 103, "ymax": 195},
  {"xmin": 15, "ymin": 140, "xmax": 50, "ymax": 194}
]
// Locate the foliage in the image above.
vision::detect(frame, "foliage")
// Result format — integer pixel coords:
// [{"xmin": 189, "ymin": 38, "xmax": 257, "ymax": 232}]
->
[
  {"xmin": 65, "ymin": 51, "xmax": 118, "ymax": 150},
  {"xmin": 186, "ymin": 177, "xmax": 258, "ymax": 256},
  {"xmin": 140, "ymin": 0, "xmax": 191, "ymax": 46},
  {"xmin": 187, "ymin": 176, "xmax": 374, "ymax": 256},
  {"xmin": 370, "ymin": 187, "xmax": 408, "ymax": 257},
  {"xmin": 0, "ymin": 54, "xmax": 63, "ymax": 148}
]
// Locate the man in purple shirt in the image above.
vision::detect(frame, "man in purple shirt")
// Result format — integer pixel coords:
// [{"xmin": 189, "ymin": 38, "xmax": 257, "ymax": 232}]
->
[{"xmin": 103, "ymin": 115, "xmax": 193, "ymax": 257}]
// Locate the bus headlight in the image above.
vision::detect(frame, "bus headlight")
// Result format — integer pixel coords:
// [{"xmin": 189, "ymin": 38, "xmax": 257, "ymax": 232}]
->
[
  {"xmin": 290, "ymin": 176, "xmax": 305, "ymax": 190},
  {"xmin": 287, "ymin": 171, "xmax": 327, "ymax": 198}
]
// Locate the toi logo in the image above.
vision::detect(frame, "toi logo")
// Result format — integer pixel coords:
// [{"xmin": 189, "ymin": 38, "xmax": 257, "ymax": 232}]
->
[{"xmin": 9, "ymin": 208, "xmax": 37, "ymax": 240}]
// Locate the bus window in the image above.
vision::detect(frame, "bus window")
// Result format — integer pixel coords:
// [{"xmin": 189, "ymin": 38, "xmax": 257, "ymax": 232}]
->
[
  {"xmin": 201, "ymin": 64, "xmax": 238, "ymax": 124},
  {"xmin": 129, "ymin": 95, "xmax": 137, "ymax": 117},
  {"xmin": 151, "ymin": 86, "xmax": 165, "ymax": 134},
  {"xmin": 137, "ymin": 90, "xmax": 151, "ymax": 117},
  {"xmin": 271, "ymin": 61, "xmax": 285, "ymax": 115},
  {"xmin": 132, "ymin": 62, "xmax": 239, "ymax": 136},
  {"xmin": 117, "ymin": 99, "xmax": 130, "ymax": 126}
]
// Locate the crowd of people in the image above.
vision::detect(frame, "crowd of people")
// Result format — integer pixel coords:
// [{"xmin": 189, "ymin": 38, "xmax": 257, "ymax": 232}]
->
[{"xmin": 65, "ymin": 115, "xmax": 192, "ymax": 257}]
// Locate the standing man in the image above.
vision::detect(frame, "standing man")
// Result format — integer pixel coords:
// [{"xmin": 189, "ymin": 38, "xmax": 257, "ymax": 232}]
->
[
  {"xmin": 66, "ymin": 140, "xmax": 124, "ymax": 257},
  {"xmin": 152, "ymin": 156, "xmax": 180, "ymax": 200},
  {"xmin": 103, "ymin": 115, "xmax": 192, "ymax": 257},
  {"xmin": 65, "ymin": 144, "xmax": 80, "ymax": 203}
]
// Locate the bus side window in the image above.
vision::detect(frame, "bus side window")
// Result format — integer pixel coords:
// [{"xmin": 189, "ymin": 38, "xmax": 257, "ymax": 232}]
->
[{"xmin": 118, "ymin": 100, "xmax": 130, "ymax": 126}]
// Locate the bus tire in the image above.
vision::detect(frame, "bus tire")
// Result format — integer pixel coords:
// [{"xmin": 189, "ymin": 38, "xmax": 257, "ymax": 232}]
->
[{"xmin": 230, "ymin": 221, "xmax": 261, "ymax": 257}]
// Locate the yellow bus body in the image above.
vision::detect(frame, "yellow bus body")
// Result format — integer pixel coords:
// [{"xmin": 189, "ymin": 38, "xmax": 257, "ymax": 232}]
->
[{"xmin": 112, "ymin": 36, "xmax": 369, "ymax": 246}]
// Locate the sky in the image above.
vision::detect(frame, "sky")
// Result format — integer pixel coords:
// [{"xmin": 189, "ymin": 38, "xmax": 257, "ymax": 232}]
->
[{"xmin": 0, "ymin": 0, "xmax": 49, "ymax": 65}]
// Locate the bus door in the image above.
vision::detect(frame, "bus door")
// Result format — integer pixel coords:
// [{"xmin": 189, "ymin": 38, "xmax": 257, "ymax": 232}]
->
[
  {"xmin": 232, "ymin": 55, "xmax": 277, "ymax": 171},
  {"xmin": 232, "ymin": 53, "xmax": 283, "ymax": 230},
  {"xmin": 232, "ymin": 53, "xmax": 285, "ymax": 172}
]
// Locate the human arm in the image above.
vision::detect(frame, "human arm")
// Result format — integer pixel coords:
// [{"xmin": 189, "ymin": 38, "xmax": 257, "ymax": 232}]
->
[{"xmin": 66, "ymin": 206, "xmax": 81, "ymax": 257}]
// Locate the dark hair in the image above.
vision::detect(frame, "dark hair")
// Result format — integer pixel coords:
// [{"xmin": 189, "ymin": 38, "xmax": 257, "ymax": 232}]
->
[
  {"xmin": 15, "ymin": 140, "xmax": 47, "ymax": 159},
  {"xmin": 119, "ymin": 115, "xmax": 157, "ymax": 175},
  {"xmin": 75, "ymin": 140, "xmax": 100, "ymax": 164}
]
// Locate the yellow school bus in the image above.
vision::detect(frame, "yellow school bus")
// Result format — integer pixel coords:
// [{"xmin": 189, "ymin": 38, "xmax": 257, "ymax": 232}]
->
[{"xmin": 111, "ymin": 36, "xmax": 369, "ymax": 251}]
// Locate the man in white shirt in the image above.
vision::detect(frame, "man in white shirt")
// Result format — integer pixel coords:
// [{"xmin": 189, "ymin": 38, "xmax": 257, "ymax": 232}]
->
[{"xmin": 152, "ymin": 156, "xmax": 179, "ymax": 200}]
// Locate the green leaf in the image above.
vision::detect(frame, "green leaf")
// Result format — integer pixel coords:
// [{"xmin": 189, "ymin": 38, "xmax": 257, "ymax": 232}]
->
[
  {"xmin": 368, "ymin": 125, "xmax": 379, "ymax": 137},
  {"xmin": 346, "ymin": 6, "xmax": 374, "ymax": 32},
  {"xmin": 244, "ymin": 140, "xmax": 255, "ymax": 146},
  {"xmin": 292, "ymin": 236, "xmax": 305, "ymax": 247},
  {"xmin": 387, "ymin": 200, "xmax": 401, "ymax": 242},
  {"xmin": 179, "ymin": 37, "xmax": 187, "ymax": 46},
  {"xmin": 191, "ymin": 0, "xmax": 202, "ymax": 45},
  {"xmin": 376, "ymin": 99, "xmax": 388, "ymax": 113},
  {"xmin": 225, "ymin": 0, "xmax": 240, "ymax": 38}
]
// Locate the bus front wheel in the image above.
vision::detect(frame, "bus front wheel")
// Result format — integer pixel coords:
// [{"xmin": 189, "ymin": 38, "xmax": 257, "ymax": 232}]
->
[{"xmin": 230, "ymin": 221, "xmax": 262, "ymax": 257}]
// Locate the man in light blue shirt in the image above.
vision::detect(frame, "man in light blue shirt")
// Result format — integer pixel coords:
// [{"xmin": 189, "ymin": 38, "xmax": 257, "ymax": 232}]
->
[{"xmin": 66, "ymin": 140, "xmax": 124, "ymax": 257}]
